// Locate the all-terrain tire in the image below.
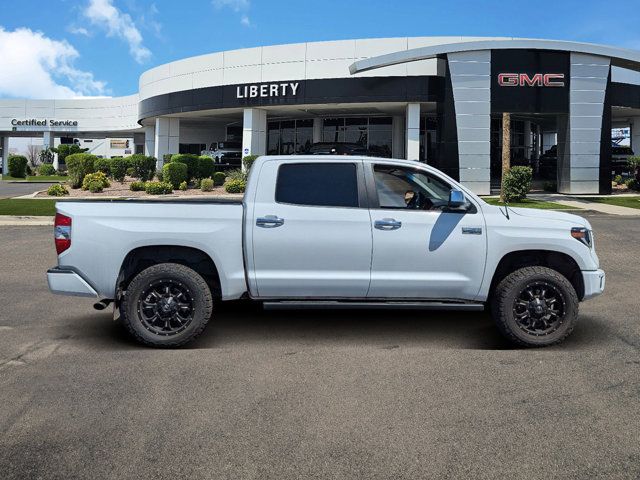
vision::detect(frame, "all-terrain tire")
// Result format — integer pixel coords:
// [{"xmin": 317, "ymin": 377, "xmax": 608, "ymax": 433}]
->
[
  {"xmin": 491, "ymin": 266, "xmax": 579, "ymax": 347},
  {"xmin": 121, "ymin": 263, "xmax": 213, "ymax": 348}
]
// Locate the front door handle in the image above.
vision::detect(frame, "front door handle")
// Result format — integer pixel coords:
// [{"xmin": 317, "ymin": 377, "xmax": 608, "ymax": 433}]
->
[
  {"xmin": 256, "ymin": 215, "xmax": 285, "ymax": 228},
  {"xmin": 374, "ymin": 218, "xmax": 402, "ymax": 230}
]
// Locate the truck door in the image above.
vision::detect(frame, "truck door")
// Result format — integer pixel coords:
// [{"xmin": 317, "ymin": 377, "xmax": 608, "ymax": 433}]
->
[
  {"xmin": 248, "ymin": 160, "xmax": 372, "ymax": 298},
  {"xmin": 366, "ymin": 163, "xmax": 487, "ymax": 300}
]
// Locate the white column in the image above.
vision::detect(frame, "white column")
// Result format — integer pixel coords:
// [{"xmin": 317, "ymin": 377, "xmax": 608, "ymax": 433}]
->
[
  {"xmin": 392, "ymin": 115, "xmax": 405, "ymax": 159},
  {"xmin": 1, "ymin": 137, "xmax": 9, "ymax": 176},
  {"xmin": 144, "ymin": 126, "xmax": 155, "ymax": 157},
  {"xmin": 154, "ymin": 118, "xmax": 180, "ymax": 168},
  {"xmin": 406, "ymin": 103, "xmax": 420, "ymax": 161},
  {"xmin": 242, "ymin": 108, "xmax": 267, "ymax": 162},
  {"xmin": 312, "ymin": 118, "xmax": 323, "ymax": 143}
]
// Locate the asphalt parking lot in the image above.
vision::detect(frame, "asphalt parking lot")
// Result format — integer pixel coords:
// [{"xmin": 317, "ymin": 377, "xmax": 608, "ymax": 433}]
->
[
  {"xmin": 0, "ymin": 181, "xmax": 54, "ymax": 199},
  {"xmin": 1, "ymin": 213, "xmax": 639, "ymax": 480}
]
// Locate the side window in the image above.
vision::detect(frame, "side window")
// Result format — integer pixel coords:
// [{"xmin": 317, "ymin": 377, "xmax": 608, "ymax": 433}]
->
[
  {"xmin": 373, "ymin": 164, "xmax": 452, "ymax": 210},
  {"xmin": 276, "ymin": 163, "xmax": 359, "ymax": 208}
]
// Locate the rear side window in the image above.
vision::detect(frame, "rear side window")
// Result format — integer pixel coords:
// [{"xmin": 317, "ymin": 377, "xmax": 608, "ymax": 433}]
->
[{"xmin": 276, "ymin": 163, "xmax": 359, "ymax": 208}]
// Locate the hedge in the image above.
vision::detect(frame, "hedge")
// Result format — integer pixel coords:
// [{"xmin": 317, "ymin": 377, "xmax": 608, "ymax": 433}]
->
[
  {"xmin": 198, "ymin": 156, "xmax": 215, "ymax": 179},
  {"xmin": 94, "ymin": 158, "xmax": 111, "ymax": 176},
  {"xmin": 170, "ymin": 154, "xmax": 199, "ymax": 180},
  {"xmin": 502, "ymin": 166, "xmax": 533, "ymax": 202},
  {"xmin": 145, "ymin": 181, "xmax": 173, "ymax": 195},
  {"xmin": 47, "ymin": 184, "xmax": 68, "ymax": 196},
  {"xmin": 242, "ymin": 155, "xmax": 259, "ymax": 171},
  {"xmin": 129, "ymin": 154, "xmax": 157, "ymax": 181},
  {"xmin": 66, "ymin": 153, "xmax": 97, "ymax": 188},
  {"xmin": 38, "ymin": 164, "xmax": 56, "ymax": 176},
  {"xmin": 213, "ymin": 171, "xmax": 226, "ymax": 186},
  {"xmin": 162, "ymin": 161, "xmax": 188, "ymax": 189},
  {"xmin": 225, "ymin": 178, "xmax": 246, "ymax": 194},
  {"xmin": 200, "ymin": 178, "xmax": 214, "ymax": 192},
  {"xmin": 110, "ymin": 157, "xmax": 129, "ymax": 182},
  {"xmin": 82, "ymin": 172, "xmax": 110, "ymax": 191},
  {"xmin": 7, "ymin": 155, "xmax": 28, "ymax": 178}
]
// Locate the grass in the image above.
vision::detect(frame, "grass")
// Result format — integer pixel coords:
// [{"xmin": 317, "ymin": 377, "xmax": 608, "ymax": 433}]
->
[
  {"xmin": 482, "ymin": 197, "xmax": 576, "ymax": 210},
  {"xmin": 1, "ymin": 175, "xmax": 67, "ymax": 182},
  {"xmin": 0, "ymin": 199, "xmax": 57, "ymax": 216},
  {"xmin": 586, "ymin": 196, "xmax": 640, "ymax": 210}
]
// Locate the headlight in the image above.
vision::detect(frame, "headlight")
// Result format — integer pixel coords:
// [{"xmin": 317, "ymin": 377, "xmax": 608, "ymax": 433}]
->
[{"xmin": 571, "ymin": 227, "xmax": 592, "ymax": 248}]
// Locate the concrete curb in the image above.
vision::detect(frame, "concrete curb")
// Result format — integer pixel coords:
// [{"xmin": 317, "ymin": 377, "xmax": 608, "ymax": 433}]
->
[{"xmin": 0, "ymin": 216, "xmax": 54, "ymax": 226}]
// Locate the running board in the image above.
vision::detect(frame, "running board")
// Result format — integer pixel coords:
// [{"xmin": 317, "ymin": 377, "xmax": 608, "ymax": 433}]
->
[{"xmin": 263, "ymin": 301, "xmax": 484, "ymax": 311}]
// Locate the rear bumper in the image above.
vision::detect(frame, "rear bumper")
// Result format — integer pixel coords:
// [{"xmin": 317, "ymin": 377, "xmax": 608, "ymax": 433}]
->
[
  {"xmin": 582, "ymin": 269, "xmax": 605, "ymax": 301},
  {"xmin": 47, "ymin": 267, "xmax": 98, "ymax": 298}
]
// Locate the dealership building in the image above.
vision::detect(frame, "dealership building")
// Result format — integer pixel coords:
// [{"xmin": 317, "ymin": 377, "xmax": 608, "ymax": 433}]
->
[{"xmin": 2, "ymin": 36, "xmax": 640, "ymax": 194}]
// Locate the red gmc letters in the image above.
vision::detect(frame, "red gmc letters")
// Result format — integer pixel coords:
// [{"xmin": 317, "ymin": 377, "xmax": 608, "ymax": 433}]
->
[{"xmin": 498, "ymin": 73, "xmax": 565, "ymax": 87}]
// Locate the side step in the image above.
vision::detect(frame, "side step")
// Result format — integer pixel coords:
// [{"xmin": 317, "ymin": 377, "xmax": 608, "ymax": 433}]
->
[{"xmin": 263, "ymin": 301, "xmax": 484, "ymax": 311}]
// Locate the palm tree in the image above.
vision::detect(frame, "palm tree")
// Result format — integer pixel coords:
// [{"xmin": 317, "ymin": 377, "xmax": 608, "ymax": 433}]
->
[{"xmin": 500, "ymin": 112, "xmax": 511, "ymax": 202}]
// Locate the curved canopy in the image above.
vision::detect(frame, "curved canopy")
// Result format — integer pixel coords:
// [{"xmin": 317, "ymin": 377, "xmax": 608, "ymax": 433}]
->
[{"xmin": 349, "ymin": 38, "xmax": 640, "ymax": 75}]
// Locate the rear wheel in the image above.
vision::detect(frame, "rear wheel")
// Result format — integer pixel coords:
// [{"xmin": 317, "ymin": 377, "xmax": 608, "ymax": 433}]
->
[
  {"xmin": 121, "ymin": 263, "xmax": 213, "ymax": 347},
  {"xmin": 491, "ymin": 266, "xmax": 579, "ymax": 347}
]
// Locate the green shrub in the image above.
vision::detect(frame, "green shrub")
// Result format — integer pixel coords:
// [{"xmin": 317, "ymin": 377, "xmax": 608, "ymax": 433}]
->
[
  {"xmin": 26, "ymin": 165, "xmax": 34, "ymax": 176},
  {"xmin": 86, "ymin": 179, "xmax": 105, "ymax": 193},
  {"xmin": 242, "ymin": 155, "xmax": 259, "ymax": 172},
  {"xmin": 162, "ymin": 162, "xmax": 188, "ymax": 189},
  {"xmin": 66, "ymin": 153, "xmax": 96, "ymax": 188},
  {"xmin": 627, "ymin": 156, "xmax": 640, "ymax": 173},
  {"xmin": 213, "ymin": 171, "xmax": 226, "ymax": 186},
  {"xmin": 7, "ymin": 155, "xmax": 28, "ymax": 178},
  {"xmin": 82, "ymin": 171, "xmax": 110, "ymax": 191},
  {"xmin": 502, "ymin": 166, "xmax": 533, "ymax": 202},
  {"xmin": 126, "ymin": 167, "xmax": 135, "ymax": 177},
  {"xmin": 38, "ymin": 164, "xmax": 56, "ymax": 176},
  {"xmin": 94, "ymin": 158, "xmax": 111, "ymax": 176},
  {"xmin": 198, "ymin": 156, "xmax": 215, "ymax": 179},
  {"xmin": 624, "ymin": 178, "xmax": 639, "ymax": 190},
  {"xmin": 129, "ymin": 154, "xmax": 157, "ymax": 181},
  {"xmin": 145, "ymin": 181, "xmax": 173, "ymax": 195},
  {"xmin": 200, "ymin": 178, "xmax": 214, "ymax": 192},
  {"xmin": 156, "ymin": 170, "xmax": 163, "ymax": 182},
  {"xmin": 226, "ymin": 169, "xmax": 247, "ymax": 182},
  {"xmin": 179, "ymin": 181, "xmax": 188, "ymax": 191},
  {"xmin": 613, "ymin": 174, "xmax": 623, "ymax": 185},
  {"xmin": 162, "ymin": 153, "xmax": 174, "ymax": 164},
  {"xmin": 47, "ymin": 184, "xmax": 68, "ymax": 196},
  {"xmin": 130, "ymin": 180, "xmax": 146, "ymax": 191},
  {"xmin": 224, "ymin": 178, "xmax": 246, "ymax": 194},
  {"xmin": 170, "ymin": 154, "xmax": 199, "ymax": 180},
  {"xmin": 54, "ymin": 144, "xmax": 88, "ymax": 167},
  {"xmin": 110, "ymin": 157, "xmax": 128, "ymax": 182}
]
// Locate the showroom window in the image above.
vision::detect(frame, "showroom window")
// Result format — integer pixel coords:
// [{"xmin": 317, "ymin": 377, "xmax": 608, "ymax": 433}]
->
[
  {"xmin": 323, "ymin": 117, "xmax": 393, "ymax": 157},
  {"xmin": 267, "ymin": 119, "xmax": 313, "ymax": 155}
]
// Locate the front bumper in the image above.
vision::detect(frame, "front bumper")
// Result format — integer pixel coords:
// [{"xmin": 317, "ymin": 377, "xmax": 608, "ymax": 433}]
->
[
  {"xmin": 582, "ymin": 269, "xmax": 605, "ymax": 301},
  {"xmin": 47, "ymin": 267, "xmax": 98, "ymax": 298}
]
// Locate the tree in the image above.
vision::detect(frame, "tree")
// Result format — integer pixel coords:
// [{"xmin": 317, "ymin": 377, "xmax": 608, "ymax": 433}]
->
[
  {"xmin": 26, "ymin": 144, "xmax": 42, "ymax": 167},
  {"xmin": 500, "ymin": 112, "xmax": 511, "ymax": 202},
  {"xmin": 53, "ymin": 144, "xmax": 89, "ymax": 166}
]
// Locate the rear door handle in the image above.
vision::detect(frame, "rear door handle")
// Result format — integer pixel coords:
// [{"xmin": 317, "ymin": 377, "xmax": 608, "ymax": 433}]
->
[
  {"xmin": 374, "ymin": 218, "xmax": 402, "ymax": 230},
  {"xmin": 256, "ymin": 215, "xmax": 285, "ymax": 228}
]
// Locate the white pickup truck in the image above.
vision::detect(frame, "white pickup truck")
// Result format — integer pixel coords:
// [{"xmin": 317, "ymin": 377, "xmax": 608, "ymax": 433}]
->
[{"xmin": 47, "ymin": 156, "xmax": 605, "ymax": 348}]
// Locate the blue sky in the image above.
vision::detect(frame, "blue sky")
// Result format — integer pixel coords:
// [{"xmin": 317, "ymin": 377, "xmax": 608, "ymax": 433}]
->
[{"xmin": 0, "ymin": 0, "xmax": 639, "ymax": 98}]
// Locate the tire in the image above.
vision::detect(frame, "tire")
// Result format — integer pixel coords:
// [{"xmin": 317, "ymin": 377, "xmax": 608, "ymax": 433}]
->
[
  {"xmin": 121, "ymin": 263, "xmax": 213, "ymax": 347},
  {"xmin": 490, "ymin": 266, "xmax": 579, "ymax": 347}
]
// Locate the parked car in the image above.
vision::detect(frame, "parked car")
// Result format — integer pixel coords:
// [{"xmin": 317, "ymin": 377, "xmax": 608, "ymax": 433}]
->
[
  {"xmin": 201, "ymin": 141, "xmax": 242, "ymax": 166},
  {"xmin": 304, "ymin": 142, "xmax": 369, "ymax": 156},
  {"xmin": 48, "ymin": 155, "xmax": 604, "ymax": 348}
]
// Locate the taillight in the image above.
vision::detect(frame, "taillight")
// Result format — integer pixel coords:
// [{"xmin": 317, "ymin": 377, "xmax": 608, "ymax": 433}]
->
[{"xmin": 54, "ymin": 213, "xmax": 72, "ymax": 254}]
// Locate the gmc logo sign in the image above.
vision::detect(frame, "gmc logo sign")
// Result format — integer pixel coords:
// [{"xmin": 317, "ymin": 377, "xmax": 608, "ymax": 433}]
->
[{"xmin": 498, "ymin": 73, "xmax": 565, "ymax": 87}]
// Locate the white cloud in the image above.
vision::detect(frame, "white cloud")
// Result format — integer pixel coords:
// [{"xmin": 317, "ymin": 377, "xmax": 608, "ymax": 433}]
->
[
  {"xmin": 68, "ymin": 25, "xmax": 90, "ymax": 36},
  {"xmin": 0, "ymin": 27, "xmax": 108, "ymax": 99},
  {"xmin": 213, "ymin": 0, "xmax": 252, "ymax": 27},
  {"xmin": 83, "ymin": 0, "xmax": 151, "ymax": 63}
]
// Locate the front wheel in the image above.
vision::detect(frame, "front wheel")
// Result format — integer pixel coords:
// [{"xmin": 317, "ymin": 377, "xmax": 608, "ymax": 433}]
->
[
  {"xmin": 491, "ymin": 266, "xmax": 579, "ymax": 347},
  {"xmin": 121, "ymin": 263, "xmax": 213, "ymax": 347}
]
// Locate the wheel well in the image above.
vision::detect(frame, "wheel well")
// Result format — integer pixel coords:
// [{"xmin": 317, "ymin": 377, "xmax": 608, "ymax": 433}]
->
[
  {"xmin": 117, "ymin": 246, "xmax": 221, "ymax": 298},
  {"xmin": 489, "ymin": 250, "xmax": 584, "ymax": 300}
]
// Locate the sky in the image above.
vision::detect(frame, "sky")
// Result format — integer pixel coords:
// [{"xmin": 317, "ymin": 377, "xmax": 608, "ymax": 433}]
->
[{"xmin": 0, "ymin": 0, "xmax": 639, "ymax": 100}]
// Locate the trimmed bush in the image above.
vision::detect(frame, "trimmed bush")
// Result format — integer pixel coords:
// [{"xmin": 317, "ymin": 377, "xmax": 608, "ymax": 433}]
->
[
  {"xmin": 38, "ymin": 164, "xmax": 56, "ymax": 176},
  {"xmin": 624, "ymin": 178, "xmax": 639, "ymax": 190},
  {"xmin": 145, "ymin": 181, "xmax": 173, "ymax": 195},
  {"xmin": 82, "ymin": 171, "xmax": 110, "ymax": 191},
  {"xmin": 130, "ymin": 180, "xmax": 146, "ymax": 191},
  {"xmin": 66, "ymin": 153, "xmax": 96, "ymax": 188},
  {"xmin": 162, "ymin": 153, "xmax": 174, "ymax": 164},
  {"xmin": 94, "ymin": 158, "xmax": 111, "ymax": 176},
  {"xmin": 224, "ymin": 178, "xmax": 246, "ymax": 194},
  {"xmin": 7, "ymin": 155, "xmax": 28, "ymax": 178},
  {"xmin": 200, "ymin": 178, "xmax": 214, "ymax": 192},
  {"xmin": 226, "ymin": 169, "xmax": 247, "ymax": 182},
  {"xmin": 86, "ymin": 179, "xmax": 105, "ymax": 193},
  {"xmin": 502, "ymin": 166, "xmax": 533, "ymax": 202},
  {"xmin": 47, "ymin": 184, "xmax": 69, "ymax": 196},
  {"xmin": 213, "ymin": 171, "xmax": 226, "ymax": 186},
  {"xmin": 170, "ymin": 154, "xmax": 199, "ymax": 180},
  {"xmin": 129, "ymin": 154, "xmax": 157, "ymax": 181},
  {"xmin": 242, "ymin": 155, "xmax": 259, "ymax": 172},
  {"xmin": 110, "ymin": 157, "xmax": 128, "ymax": 182},
  {"xmin": 179, "ymin": 180, "xmax": 188, "ymax": 191},
  {"xmin": 198, "ymin": 156, "xmax": 215, "ymax": 179},
  {"xmin": 162, "ymin": 162, "xmax": 188, "ymax": 189},
  {"xmin": 613, "ymin": 174, "xmax": 623, "ymax": 185}
]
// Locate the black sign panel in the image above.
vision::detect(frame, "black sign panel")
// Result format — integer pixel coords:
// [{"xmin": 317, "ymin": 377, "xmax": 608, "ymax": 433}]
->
[{"xmin": 491, "ymin": 50, "xmax": 570, "ymax": 114}]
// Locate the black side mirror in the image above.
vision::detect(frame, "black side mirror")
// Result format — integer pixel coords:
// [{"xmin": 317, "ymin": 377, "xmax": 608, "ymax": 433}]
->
[{"xmin": 448, "ymin": 189, "xmax": 466, "ymax": 208}]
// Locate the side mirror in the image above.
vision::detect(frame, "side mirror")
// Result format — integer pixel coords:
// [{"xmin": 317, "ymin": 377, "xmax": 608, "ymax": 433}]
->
[{"xmin": 448, "ymin": 189, "xmax": 466, "ymax": 208}]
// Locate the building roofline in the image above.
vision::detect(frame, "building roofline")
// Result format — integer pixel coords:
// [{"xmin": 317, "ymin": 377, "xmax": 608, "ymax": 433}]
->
[{"xmin": 349, "ymin": 38, "xmax": 640, "ymax": 75}]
